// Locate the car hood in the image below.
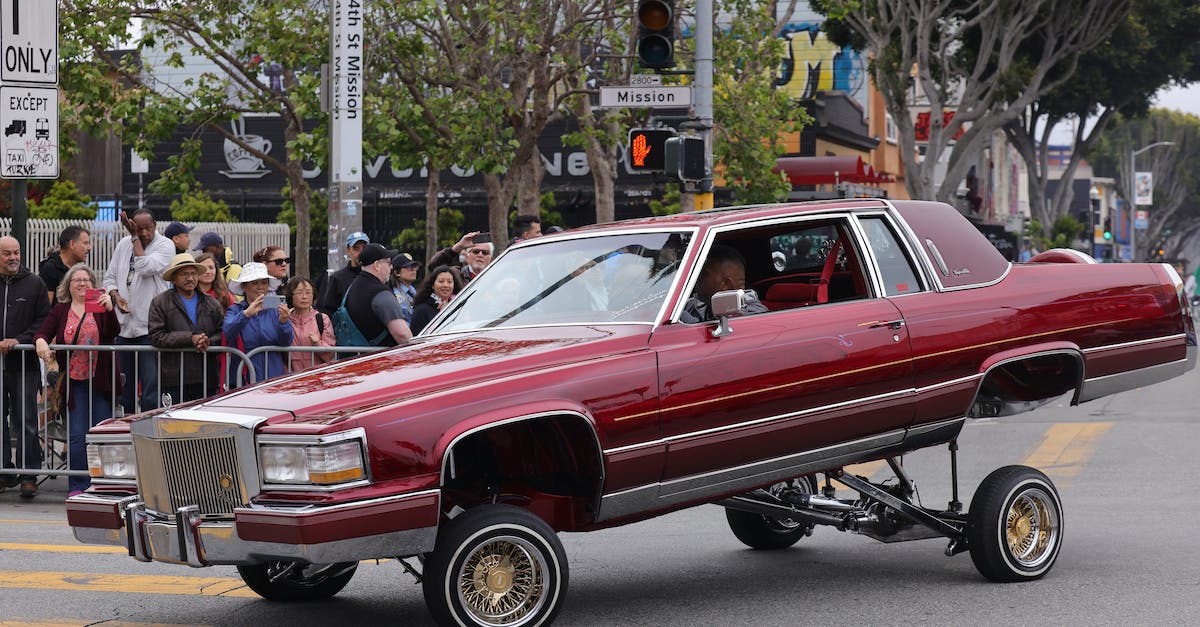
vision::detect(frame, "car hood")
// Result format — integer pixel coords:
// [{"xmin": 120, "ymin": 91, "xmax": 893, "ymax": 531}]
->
[{"xmin": 198, "ymin": 325, "xmax": 651, "ymax": 425}]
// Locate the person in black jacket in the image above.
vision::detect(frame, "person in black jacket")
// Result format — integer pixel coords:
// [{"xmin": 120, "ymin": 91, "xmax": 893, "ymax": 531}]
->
[
  {"xmin": 0, "ymin": 236, "xmax": 50, "ymax": 498},
  {"xmin": 318, "ymin": 231, "xmax": 369, "ymax": 315},
  {"xmin": 148, "ymin": 253, "xmax": 225, "ymax": 406},
  {"xmin": 38, "ymin": 226, "xmax": 91, "ymax": 302}
]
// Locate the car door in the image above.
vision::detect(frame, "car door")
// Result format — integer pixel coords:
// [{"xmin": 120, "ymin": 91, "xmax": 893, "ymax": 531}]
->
[{"xmin": 649, "ymin": 216, "xmax": 916, "ymax": 497}]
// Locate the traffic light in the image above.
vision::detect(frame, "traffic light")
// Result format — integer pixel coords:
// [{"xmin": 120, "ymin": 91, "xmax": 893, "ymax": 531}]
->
[
  {"xmin": 627, "ymin": 129, "xmax": 675, "ymax": 171},
  {"xmin": 635, "ymin": 0, "xmax": 675, "ymax": 69},
  {"xmin": 664, "ymin": 135, "xmax": 707, "ymax": 182},
  {"xmin": 1103, "ymin": 217, "xmax": 1112, "ymax": 241}
]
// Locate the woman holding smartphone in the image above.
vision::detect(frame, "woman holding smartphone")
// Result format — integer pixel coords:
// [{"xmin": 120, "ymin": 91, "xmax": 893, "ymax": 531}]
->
[
  {"xmin": 34, "ymin": 263, "xmax": 121, "ymax": 497},
  {"xmin": 225, "ymin": 262, "xmax": 292, "ymax": 386}
]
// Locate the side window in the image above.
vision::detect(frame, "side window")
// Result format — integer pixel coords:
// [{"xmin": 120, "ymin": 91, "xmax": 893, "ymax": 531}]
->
[
  {"xmin": 860, "ymin": 216, "xmax": 923, "ymax": 296},
  {"xmin": 744, "ymin": 219, "xmax": 872, "ymax": 312}
]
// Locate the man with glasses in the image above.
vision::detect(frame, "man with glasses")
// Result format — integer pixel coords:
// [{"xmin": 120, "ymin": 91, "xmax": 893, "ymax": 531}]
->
[
  {"xmin": 0, "ymin": 236, "xmax": 49, "ymax": 497},
  {"xmin": 102, "ymin": 210, "xmax": 174, "ymax": 415},
  {"xmin": 428, "ymin": 231, "xmax": 493, "ymax": 283}
]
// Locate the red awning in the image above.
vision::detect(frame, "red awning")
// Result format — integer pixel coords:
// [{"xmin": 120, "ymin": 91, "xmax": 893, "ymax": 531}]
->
[{"xmin": 774, "ymin": 156, "xmax": 894, "ymax": 186}]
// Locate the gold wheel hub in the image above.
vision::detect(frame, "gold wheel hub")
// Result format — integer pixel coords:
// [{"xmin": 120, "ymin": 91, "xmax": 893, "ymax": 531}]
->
[
  {"xmin": 1003, "ymin": 489, "xmax": 1058, "ymax": 568},
  {"xmin": 458, "ymin": 537, "xmax": 546, "ymax": 625}
]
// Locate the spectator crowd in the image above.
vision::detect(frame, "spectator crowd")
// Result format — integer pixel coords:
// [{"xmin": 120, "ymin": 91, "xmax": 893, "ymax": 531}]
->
[{"xmin": 2, "ymin": 211, "xmax": 543, "ymax": 499}]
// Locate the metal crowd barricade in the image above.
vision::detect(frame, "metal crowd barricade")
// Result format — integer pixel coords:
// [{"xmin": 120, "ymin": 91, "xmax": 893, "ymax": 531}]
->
[
  {"xmin": 0, "ymin": 344, "xmax": 253, "ymax": 486},
  {"xmin": 234, "ymin": 345, "xmax": 388, "ymax": 385}
]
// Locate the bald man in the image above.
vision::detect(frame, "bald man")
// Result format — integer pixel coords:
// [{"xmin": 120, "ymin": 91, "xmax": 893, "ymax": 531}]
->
[
  {"xmin": 0, "ymin": 236, "xmax": 49, "ymax": 497},
  {"xmin": 680, "ymin": 244, "xmax": 767, "ymax": 323}
]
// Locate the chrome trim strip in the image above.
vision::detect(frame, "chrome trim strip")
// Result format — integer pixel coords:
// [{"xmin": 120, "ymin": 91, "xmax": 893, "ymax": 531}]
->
[
  {"xmin": 1080, "ymin": 333, "xmax": 1186, "ymax": 354},
  {"xmin": 1079, "ymin": 350, "xmax": 1196, "ymax": 403},
  {"xmin": 916, "ymin": 373, "xmax": 982, "ymax": 394},
  {"xmin": 234, "ymin": 489, "xmax": 442, "ymax": 515},
  {"xmin": 597, "ymin": 427, "xmax": 908, "ymax": 522},
  {"xmin": 602, "ymin": 388, "xmax": 914, "ymax": 456}
]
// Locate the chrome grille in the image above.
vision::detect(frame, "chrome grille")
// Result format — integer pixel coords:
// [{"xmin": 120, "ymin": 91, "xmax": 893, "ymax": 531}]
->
[{"xmin": 136, "ymin": 436, "xmax": 247, "ymax": 515}]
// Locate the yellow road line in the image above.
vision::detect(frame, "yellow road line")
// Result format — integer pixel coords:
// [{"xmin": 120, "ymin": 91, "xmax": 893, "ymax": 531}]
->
[
  {"xmin": 1022, "ymin": 421, "xmax": 1114, "ymax": 482},
  {"xmin": 0, "ymin": 543, "xmax": 125, "ymax": 554},
  {"xmin": 1, "ymin": 621, "xmax": 208, "ymax": 627},
  {"xmin": 0, "ymin": 519, "xmax": 67, "ymax": 525},
  {"xmin": 831, "ymin": 460, "xmax": 887, "ymax": 494},
  {"xmin": 0, "ymin": 570, "xmax": 258, "ymax": 598}
]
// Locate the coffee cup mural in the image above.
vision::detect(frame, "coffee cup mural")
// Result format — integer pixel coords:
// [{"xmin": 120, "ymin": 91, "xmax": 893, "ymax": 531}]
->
[{"xmin": 220, "ymin": 117, "xmax": 272, "ymax": 179}]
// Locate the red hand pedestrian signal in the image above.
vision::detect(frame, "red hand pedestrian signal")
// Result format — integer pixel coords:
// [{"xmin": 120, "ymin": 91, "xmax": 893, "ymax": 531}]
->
[
  {"xmin": 632, "ymin": 133, "xmax": 651, "ymax": 167},
  {"xmin": 627, "ymin": 129, "xmax": 674, "ymax": 172}
]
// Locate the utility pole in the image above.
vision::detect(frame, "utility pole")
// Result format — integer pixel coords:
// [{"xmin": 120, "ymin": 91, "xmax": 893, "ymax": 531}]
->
[
  {"xmin": 326, "ymin": 0, "xmax": 364, "ymax": 274},
  {"xmin": 693, "ymin": 0, "xmax": 714, "ymax": 211},
  {"xmin": 1129, "ymin": 141, "xmax": 1174, "ymax": 262}
]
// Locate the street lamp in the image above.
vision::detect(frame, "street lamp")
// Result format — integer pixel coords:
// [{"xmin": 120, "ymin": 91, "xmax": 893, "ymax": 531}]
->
[{"xmin": 1130, "ymin": 141, "xmax": 1175, "ymax": 260}]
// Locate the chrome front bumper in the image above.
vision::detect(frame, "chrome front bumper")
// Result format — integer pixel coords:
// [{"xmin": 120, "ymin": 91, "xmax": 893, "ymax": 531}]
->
[{"xmin": 68, "ymin": 490, "xmax": 440, "ymax": 567}]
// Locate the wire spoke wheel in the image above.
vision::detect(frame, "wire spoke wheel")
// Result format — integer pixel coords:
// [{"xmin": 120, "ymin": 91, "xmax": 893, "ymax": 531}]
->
[
  {"xmin": 1004, "ymin": 488, "xmax": 1058, "ymax": 567},
  {"xmin": 458, "ymin": 536, "xmax": 547, "ymax": 624},
  {"xmin": 968, "ymin": 465, "xmax": 1063, "ymax": 582},
  {"xmin": 424, "ymin": 504, "xmax": 568, "ymax": 627}
]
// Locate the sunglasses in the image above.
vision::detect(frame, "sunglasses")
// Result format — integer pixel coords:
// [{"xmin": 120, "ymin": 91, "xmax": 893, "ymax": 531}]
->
[
  {"xmin": 268, "ymin": 258, "xmax": 291, "ymax": 266},
  {"xmin": 467, "ymin": 248, "xmax": 491, "ymax": 255}
]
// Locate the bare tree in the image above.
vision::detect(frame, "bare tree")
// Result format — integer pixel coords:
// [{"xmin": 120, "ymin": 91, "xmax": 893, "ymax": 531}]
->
[{"xmin": 818, "ymin": 0, "xmax": 1127, "ymax": 202}]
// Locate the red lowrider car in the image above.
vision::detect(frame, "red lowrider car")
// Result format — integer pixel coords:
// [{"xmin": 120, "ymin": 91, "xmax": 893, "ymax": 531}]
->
[{"xmin": 68, "ymin": 200, "xmax": 1194, "ymax": 626}]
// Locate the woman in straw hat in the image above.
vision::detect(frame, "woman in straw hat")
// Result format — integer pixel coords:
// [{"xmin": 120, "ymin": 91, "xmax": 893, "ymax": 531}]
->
[
  {"xmin": 225, "ymin": 261, "xmax": 293, "ymax": 385},
  {"xmin": 148, "ymin": 253, "xmax": 225, "ymax": 406}
]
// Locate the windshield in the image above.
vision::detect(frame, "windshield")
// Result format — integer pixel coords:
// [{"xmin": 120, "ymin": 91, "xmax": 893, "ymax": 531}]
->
[{"xmin": 427, "ymin": 231, "xmax": 691, "ymax": 333}]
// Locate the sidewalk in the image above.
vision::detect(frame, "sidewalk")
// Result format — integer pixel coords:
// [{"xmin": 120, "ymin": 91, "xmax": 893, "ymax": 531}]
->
[{"xmin": 0, "ymin": 473, "xmax": 69, "ymax": 506}]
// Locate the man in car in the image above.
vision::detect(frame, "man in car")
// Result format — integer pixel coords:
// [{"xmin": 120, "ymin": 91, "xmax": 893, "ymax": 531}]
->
[{"xmin": 680, "ymin": 244, "xmax": 767, "ymax": 323}]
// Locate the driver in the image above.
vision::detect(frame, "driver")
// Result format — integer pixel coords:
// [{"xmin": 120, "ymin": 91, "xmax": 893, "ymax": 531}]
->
[{"xmin": 680, "ymin": 244, "xmax": 767, "ymax": 323}]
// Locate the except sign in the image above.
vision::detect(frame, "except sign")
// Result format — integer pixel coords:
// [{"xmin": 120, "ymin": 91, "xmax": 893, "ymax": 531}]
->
[
  {"xmin": 0, "ymin": 84, "xmax": 57, "ymax": 178},
  {"xmin": 1, "ymin": 0, "xmax": 57, "ymax": 84},
  {"xmin": 598, "ymin": 86, "xmax": 692, "ymax": 109}
]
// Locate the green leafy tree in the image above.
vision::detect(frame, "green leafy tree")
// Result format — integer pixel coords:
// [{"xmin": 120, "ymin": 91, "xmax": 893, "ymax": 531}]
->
[
  {"xmin": 1002, "ymin": 0, "xmax": 1200, "ymax": 233},
  {"xmin": 391, "ymin": 208, "xmax": 466, "ymax": 263},
  {"xmin": 649, "ymin": 183, "xmax": 682, "ymax": 216},
  {"xmin": 29, "ymin": 181, "xmax": 95, "ymax": 219},
  {"xmin": 168, "ymin": 190, "xmax": 235, "ymax": 223},
  {"xmin": 712, "ymin": 0, "xmax": 809, "ymax": 205},
  {"xmin": 60, "ymin": 0, "xmax": 327, "ymax": 278},
  {"xmin": 1025, "ymin": 216, "xmax": 1086, "ymax": 252},
  {"xmin": 814, "ymin": 0, "xmax": 1128, "ymax": 202}
]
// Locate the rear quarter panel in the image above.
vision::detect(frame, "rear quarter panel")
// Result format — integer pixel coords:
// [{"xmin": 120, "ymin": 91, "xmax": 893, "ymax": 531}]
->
[{"xmin": 894, "ymin": 262, "xmax": 1184, "ymax": 424}]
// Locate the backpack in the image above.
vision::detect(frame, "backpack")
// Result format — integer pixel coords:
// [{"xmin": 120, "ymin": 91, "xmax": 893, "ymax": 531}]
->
[{"xmin": 332, "ymin": 286, "xmax": 388, "ymax": 347}]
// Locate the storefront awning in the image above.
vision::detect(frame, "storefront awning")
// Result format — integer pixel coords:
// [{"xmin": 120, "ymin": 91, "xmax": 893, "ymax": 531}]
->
[{"xmin": 774, "ymin": 156, "xmax": 894, "ymax": 186}]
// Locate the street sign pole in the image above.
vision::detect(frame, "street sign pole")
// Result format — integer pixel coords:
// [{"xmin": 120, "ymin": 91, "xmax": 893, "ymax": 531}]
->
[{"xmin": 327, "ymin": 0, "xmax": 364, "ymax": 274}]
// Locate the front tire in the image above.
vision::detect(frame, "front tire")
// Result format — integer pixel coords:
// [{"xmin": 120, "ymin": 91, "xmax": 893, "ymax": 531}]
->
[
  {"xmin": 967, "ymin": 465, "xmax": 1063, "ymax": 582},
  {"xmin": 236, "ymin": 560, "xmax": 357, "ymax": 601},
  {"xmin": 725, "ymin": 475, "xmax": 819, "ymax": 550},
  {"xmin": 423, "ymin": 504, "xmax": 568, "ymax": 626}
]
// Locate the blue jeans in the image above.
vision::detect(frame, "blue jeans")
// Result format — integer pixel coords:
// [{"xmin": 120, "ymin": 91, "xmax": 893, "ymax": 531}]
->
[
  {"xmin": 67, "ymin": 379, "xmax": 113, "ymax": 493},
  {"xmin": 115, "ymin": 335, "xmax": 159, "ymax": 415}
]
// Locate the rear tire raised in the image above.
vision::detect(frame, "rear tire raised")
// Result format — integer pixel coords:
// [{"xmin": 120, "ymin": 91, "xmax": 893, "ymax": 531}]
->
[{"xmin": 967, "ymin": 465, "xmax": 1063, "ymax": 582}]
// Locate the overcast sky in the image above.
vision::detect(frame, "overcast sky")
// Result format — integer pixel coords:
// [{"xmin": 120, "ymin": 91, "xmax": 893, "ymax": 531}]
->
[{"xmin": 1153, "ymin": 83, "xmax": 1200, "ymax": 116}]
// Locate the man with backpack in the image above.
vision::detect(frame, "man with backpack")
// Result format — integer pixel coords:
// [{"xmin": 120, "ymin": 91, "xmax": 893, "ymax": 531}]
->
[{"xmin": 334, "ymin": 243, "xmax": 412, "ymax": 347}]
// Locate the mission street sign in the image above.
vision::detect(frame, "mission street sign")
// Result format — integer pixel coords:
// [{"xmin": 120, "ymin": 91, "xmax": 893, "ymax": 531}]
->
[
  {"xmin": 598, "ymin": 85, "xmax": 692, "ymax": 109},
  {"xmin": 1, "ymin": 0, "xmax": 57, "ymax": 84}
]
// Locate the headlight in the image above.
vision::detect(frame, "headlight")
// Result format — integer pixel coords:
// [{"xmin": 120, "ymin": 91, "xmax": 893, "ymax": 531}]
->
[
  {"xmin": 260, "ymin": 441, "xmax": 366, "ymax": 485},
  {"xmin": 87, "ymin": 442, "xmax": 137, "ymax": 479}
]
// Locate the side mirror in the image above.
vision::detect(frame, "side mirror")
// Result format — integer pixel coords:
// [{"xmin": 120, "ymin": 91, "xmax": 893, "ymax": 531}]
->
[{"xmin": 710, "ymin": 289, "xmax": 746, "ymax": 338}]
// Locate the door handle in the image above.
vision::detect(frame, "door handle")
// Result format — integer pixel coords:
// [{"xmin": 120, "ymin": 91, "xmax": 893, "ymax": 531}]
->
[{"xmin": 862, "ymin": 319, "xmax": 906, "ymax": 330}]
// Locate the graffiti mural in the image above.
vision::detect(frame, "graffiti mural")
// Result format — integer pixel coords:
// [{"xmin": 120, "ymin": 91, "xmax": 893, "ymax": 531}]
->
[{"xmin": 775, "ymin": 24, "xmax": 866, "ymax": 104}]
